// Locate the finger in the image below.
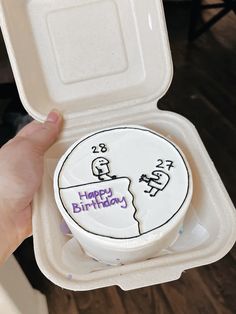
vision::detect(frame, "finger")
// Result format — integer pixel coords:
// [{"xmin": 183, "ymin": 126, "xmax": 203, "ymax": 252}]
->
[
  {"xmin": 17, "ymin": 120, "xmax": 45, "ymax": 138},
  {"xmin": 22, "ymin": 110, "xmax": 63, "ymax": 153}
]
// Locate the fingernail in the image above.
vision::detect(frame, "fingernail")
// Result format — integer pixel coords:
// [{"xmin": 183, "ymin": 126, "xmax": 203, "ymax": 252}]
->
[{"xmin": 46, "ymin": 110, "xmax": 61, "ymax": 123}]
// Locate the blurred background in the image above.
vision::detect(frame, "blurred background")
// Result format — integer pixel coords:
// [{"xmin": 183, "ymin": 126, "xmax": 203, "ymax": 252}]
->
[{"xmin": 0, "ymin": 1, "xmax": 235, "ymax": 313}]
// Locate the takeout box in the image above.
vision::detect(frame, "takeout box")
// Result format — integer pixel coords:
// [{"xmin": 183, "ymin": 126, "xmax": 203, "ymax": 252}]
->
[{"xmin": 1, "ymin": 0, "xmax": 235, "ymax": 291}]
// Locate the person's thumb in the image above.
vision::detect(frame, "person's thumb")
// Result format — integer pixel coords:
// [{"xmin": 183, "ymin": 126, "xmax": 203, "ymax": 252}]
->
[
  {"xmin": 17, "ymin": 110, "xmax": 63, "ymax": 153},
  {"xmin": 31, "ymin": 110, "xmax": 63, "ymax": 153}
]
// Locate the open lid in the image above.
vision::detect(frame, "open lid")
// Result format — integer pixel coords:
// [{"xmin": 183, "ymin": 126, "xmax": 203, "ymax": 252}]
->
[{"xmin": 0, "ymin": 0, "xmax": 173, "ymax": 123}]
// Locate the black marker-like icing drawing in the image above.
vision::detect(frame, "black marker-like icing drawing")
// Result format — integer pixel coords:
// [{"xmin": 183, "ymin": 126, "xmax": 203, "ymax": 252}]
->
[
  {"xmin": 92, "ymin": 143, "xmax": 108, "ymax": 154},
  {"xmin": 59, "ymin": 177, "xmax": 141, "ymax": 238},
  {"xmin": 92, "ymin": 157, "xmax": 117, "ymax": 181},
  {"xmin": 139, "ymin": 170, "xmax": 170, "ymax": 197},
  {"xmin": 57, "ymin": 127, "xmax": 190, "ymax": 239}
]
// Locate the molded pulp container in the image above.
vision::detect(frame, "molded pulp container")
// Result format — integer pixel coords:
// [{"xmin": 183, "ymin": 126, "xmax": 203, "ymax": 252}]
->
[{"xmin": 0, "ymin": 0, "xmax": 235, "ymax": 291}]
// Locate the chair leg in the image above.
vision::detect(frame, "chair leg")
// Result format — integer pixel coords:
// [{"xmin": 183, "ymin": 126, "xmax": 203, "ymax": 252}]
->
[
  {"xmin": 188, "ymin": 0, "xmax": 235, "ymax": 41},
  {"xmin": 195, "ymin": 7, "xmax": 231, "ymax": 40},
  {"xmin": 188, "ymin": 0, "xmax": 202, "ymax": 41}
]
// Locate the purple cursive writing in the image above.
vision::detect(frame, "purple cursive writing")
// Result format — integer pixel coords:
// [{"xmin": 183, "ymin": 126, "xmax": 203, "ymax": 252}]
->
[{"xmin": 71, "ymin": 188, "xmax": 128, "ymax": 213}]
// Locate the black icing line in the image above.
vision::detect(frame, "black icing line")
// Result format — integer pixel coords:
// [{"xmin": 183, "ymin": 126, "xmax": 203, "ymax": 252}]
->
[
  {"xmin": 127, "ymin": 178, "xmax": 142, "ymax": 235},
  {"xmin": 57, "ymin": 126, "xmax": 190, "ymax": 240},
  {"xmin": 59, "ymin": 177, "xmax": 142, "ymax": 237}
]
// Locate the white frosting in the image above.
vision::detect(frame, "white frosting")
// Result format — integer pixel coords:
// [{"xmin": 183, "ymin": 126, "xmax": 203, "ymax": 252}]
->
[{"xmin": 54, "ymin": 126, "xmax": 192, "ymax": 264}]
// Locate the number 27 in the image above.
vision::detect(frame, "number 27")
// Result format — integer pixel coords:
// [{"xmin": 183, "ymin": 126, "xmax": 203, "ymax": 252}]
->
[{"xmin": 156, "ymin": 159, "xmax": 174, "ymax": 171}]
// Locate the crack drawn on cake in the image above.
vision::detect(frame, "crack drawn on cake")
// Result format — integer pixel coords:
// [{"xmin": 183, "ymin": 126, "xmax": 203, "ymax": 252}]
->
[
  {"xmin": 59, "ymin": 177, "xmax": 141, "ymax": 238},
  {"xmin": 56, "ymin": 126, "xmax": 191, "ymax": 240}
]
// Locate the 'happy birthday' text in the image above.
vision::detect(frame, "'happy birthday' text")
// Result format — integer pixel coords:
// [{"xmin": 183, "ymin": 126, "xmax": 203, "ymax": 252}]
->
[{"xmin": 71, "ymin": 188, "xmax": 128, "ymax": 213}]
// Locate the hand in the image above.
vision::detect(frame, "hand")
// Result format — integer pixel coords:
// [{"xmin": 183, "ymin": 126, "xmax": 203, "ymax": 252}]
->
[
  {"xmin": 139, "ymin": 174, "xmax": 149, "ymax": 183},
  {"xmin": 0, "ymin": 110, "xmax": 63, "ymax": 265}
]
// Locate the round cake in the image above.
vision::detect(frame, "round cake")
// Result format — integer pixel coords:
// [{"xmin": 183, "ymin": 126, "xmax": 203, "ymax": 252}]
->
[{"xmin": 54, "ymin": 126, "xmax": 193, "ymax": 265}]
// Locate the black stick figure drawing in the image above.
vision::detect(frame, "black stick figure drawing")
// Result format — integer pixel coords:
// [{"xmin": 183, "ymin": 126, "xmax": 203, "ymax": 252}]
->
[
  {"xmin": 139, "ymin": 170, "xmax": 170, "ymax": 197},
  {"xmin": 92, "ymin": 157, "xmax": 117, "ymax": 181}
]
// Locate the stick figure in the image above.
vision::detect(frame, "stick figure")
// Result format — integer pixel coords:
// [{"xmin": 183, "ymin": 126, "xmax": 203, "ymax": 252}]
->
[
  {"xmin": 139, "ymin": 170, "xmax": 170, "ymax": 197},
  {"xmin": 92, "ymin": 157, "xmax": 116, "ymax": 181}
]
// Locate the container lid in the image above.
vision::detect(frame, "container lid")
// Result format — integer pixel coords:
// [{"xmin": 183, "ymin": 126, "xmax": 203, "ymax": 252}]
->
[{"xmin": 0, "ymin": 0, "xmax": 172, "ymax": 123}]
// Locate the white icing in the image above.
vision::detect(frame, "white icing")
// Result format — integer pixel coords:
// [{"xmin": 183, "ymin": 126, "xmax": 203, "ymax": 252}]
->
[
  {"xmin": 54, "ymin": 126, "xmax": 191, "ymax": 244},
  {"xmin": 60, "ymin": 178, "xmax": 139, "ymax": 238}
]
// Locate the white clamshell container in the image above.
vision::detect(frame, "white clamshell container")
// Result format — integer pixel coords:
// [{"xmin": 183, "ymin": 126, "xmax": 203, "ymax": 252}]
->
[{"xmin": 0, "ymin": 0, "xmax": 235, "ymax": 291}]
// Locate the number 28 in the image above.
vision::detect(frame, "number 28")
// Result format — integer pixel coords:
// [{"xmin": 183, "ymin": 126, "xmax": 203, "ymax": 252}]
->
[{"xmin": 92, "ymin": 143, "xmax": 108, "ymax": 154}]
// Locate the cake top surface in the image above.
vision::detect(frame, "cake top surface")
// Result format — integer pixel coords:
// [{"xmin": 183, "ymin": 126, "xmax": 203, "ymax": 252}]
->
[{"xmin": 54, "ymin": 126, "xmax": 192, "ymax": 240}]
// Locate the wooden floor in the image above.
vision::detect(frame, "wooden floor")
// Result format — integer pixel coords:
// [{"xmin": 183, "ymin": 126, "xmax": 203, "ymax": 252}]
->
[{"xmin": 0, "ymin": 2, "xmax": 236, "ymax": 314}]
